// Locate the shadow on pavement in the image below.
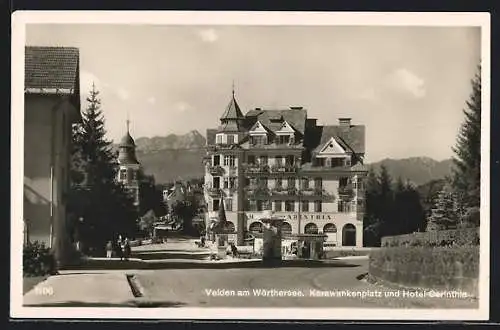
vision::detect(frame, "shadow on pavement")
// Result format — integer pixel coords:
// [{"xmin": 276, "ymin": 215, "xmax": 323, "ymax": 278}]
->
[
  {"xmin": 63, "ymin": 259, "xmax": 363, "ymax": 271},
  {"xmin": 131, "ymin": 252, "xmax": 210, "ymax": 260}
]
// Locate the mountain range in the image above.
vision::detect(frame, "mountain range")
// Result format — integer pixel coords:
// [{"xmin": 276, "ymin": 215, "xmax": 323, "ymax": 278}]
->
[{"xmin": 129, "ymin": 131, "xmax": 453, "ymax": 186}]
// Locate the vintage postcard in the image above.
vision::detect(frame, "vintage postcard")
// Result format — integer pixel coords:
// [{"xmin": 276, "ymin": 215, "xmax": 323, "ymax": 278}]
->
[{"xmin": 11, "ymin": 11, "xmax": 490, "ymax": 321}]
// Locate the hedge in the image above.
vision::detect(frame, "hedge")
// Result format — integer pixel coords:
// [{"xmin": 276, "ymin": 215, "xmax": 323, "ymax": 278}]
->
[
  {"xmin": 23, "ymin": 241, "xmax": 57, "ymax": 277},
  {"xmin": 369, "ymin": 246, "xmax": 479, "ymax": 295},
  {"xmin": 381, "ymin": 228, "xmax": 479, "ymax": 247}
]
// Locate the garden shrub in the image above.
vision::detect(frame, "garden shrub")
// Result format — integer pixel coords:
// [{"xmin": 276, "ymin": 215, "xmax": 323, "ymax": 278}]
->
[
  {"xmin": 369, "ymin": 246, "xmax": 479, "ymax": 294},
  {"xmin": 381, "ymin": 228, "xmax": 479, "ymax": 248},
  {"xmin": 23, "ymin": 241, "xmax": 57, "ymax": 277}
]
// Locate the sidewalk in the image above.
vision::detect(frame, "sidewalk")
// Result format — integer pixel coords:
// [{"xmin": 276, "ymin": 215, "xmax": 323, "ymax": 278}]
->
[{"xmin": 23, "ymin": 272, "xmax": 135, "ymax": 307}]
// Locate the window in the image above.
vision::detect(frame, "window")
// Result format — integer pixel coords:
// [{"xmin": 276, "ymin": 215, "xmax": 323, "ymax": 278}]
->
[
  {"xmin": 278, "ymin": 135, "xmax": 291, "ymax": 144},
  {"xmin": 216, "ymin": 135, "xmax": 222, "ymax": 144},
  {"xmin": 301, "ymin": 201, "xmax": 309, "ymax": 212},
  {"xmin": 275, "ymin": 156, "xmax": 283, "ymax": 166},
  {"xmin": 213, "ymin": 199, "xmax": 220, "ymax": 211},
  {"xmin": 338, "ymin": 200, "xmax": 350, "ymax": 213},
  {"xmin": 314, "ymin": 178, "xmax": 322, "ymax": 190},
  {"xmin": 275, "ymin": 178, "xmax": 283, "ymax": 188},
  {"xmin": 244, "ymin": 178, "xmax": 250, "ymax": 186},
  {"xmin": 247, "ymin": 155, "xmax": 256, "ymax": 165},
  {"xmin": 285, "ymin": 201, "xmax": 295, "ymax": 212},
  {"xmin": 213, "ymin": 155, "xmax": 220, "ymax": 166},
  {"xmin": 224, "ymin": 178, "xmax": 229, "ymax": 189},
  {"xmin": 315, "ymin": 158, "xmax": 325, "ymax": 166},
  {"xmin": 131, "ymin": 170, "xmax": 137, "ymax": 180},
  {"xmin": 274, "ymin": 200, "xmax": 282, "ymax": 212},
  {"xmin": 314, "ymin": 200, "xmax": 322, "ymax": 212},
  {"xmin": 249, "ymin": 200, "xmax": 257, "ymax": 211},
  {"xmin": 213, "ymin": 177, "xmax": 220, "ymax": 189},
  {"xmin": 339, "ymin": 177, "xmax": 348, "ymax": 186},
  {"xmin": 224, "ymin": 155, "xmax": 235, "ymax": 166},
  {"xmin": 287, "ymin": 177, "xmax": 296, "ymax": 189},
  {"xmin": 119, "ymin": 169, "xmax": 127, "ymax": 180},
  {"xmin": 301, "ymin": 178, "xmax": 309, "ymax": 190},
  {"xmin": 262, "ymin": 200, "xmax": 270, "ymax": 210},
  {"xmin": 227, "ymin": 134, "xmax": 235, "ymax": 145},
  {"xmin": 251, "ymin": 135, "xmax": 266, "ymax": 145},
  {"xmin": 259, "ymin": 155, "xmax": 268, "ymax": 165},
  {"xmin": 353, "ymin": 181, "xmax": 357, "ymax": 189},
  {"xmin": 285, "ymin": 155, "xmax": 295, "ymax": 165},
  {"xmin": 256, "ymin": 200, "xmax": 264, "ymax": 211},
  {"xmin": 330, "ymin": 158, "xmax": 343, "ymax": 167},
  {"xmin": 225, "ymin": 199, "xmax": 233, "ymax": 211},
  {"xmin": 229, "ymin": 177, "xmax": 236, "ymax": 189}
]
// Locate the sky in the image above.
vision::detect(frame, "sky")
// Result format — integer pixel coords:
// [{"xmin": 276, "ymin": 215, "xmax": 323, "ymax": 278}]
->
[{"xmin": 25, "ymin": 24, "xmax": 481, "ymax": 162}]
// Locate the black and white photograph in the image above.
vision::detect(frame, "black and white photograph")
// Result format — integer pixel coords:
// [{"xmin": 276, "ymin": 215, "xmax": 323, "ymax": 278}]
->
[{"xmin": 11, "ymin": 11, "xmax": 490, "ymax": 320}]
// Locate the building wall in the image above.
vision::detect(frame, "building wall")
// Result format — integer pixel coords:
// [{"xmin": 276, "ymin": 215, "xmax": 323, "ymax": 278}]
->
[{"xmin": 23, "ymin": 95, "xmax": 73, "ymax": 250}]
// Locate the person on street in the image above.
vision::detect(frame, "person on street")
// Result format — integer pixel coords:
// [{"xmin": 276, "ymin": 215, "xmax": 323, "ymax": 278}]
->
[
  {"xmin": 106, "ymin": 241, "xmax": 113, "ymax": 258},
  {"xmin": 117, "ymin": 235, "xmax": 123, "ymax": 260},
  {"xmin": 123, "ymin": 238, "xmax": 131, "ymax": 261}
]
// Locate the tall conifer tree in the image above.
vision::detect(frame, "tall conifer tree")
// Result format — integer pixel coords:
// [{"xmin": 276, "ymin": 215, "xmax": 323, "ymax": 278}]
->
[
  {"xmin": 68, "ymin": 84, "xmax": 137, "ymax": 254},
  {"xmin": 451, "ymin": 66, "xmax": 481, "ymax": 227}
]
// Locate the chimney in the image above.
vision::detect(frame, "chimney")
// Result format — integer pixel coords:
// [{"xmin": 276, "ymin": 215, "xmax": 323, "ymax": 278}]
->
[{"xmin": 338, "ymin": 118, "xmax": 352, "ymax": 127}]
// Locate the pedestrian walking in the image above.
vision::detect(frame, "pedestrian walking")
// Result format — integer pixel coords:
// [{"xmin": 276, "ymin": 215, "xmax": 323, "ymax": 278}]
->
[
  {"xmin": 123, "ymin": 238, "xmax": 131, "ymax": 261},
  {"xmin": 117, "ymin": 235, "xmax": 124, "ymax": 261},
  {"xmin": 106, "ymin": 241, "xmax": 113, "ymax": 258}
]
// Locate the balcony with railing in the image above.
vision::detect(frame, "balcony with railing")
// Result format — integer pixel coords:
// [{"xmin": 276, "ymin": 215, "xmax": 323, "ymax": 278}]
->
[
  {"xmin": 271, "ymin": 186, "xmax": 298, "ymax": 197},
  {"xmin": 244, "ymin": 185, "xmax": 271, "ymax": 199},
  {"xmin": 244, "ymin": 163, "xmax": 270, "ymax": 174},
  {"xmin": 270, "ymin": 163, "xmax": 299, "ymax": 174},
  {"xmin": 205, "ymin": 187, "xmax": 223, "ymax": 197},
  {"xmin": 338, "ymin": 184, "xmax": 355, "ymax": 199},
  {"xmin": 207, "ymin": 165, "xmax": 225, "ymax": 176}
]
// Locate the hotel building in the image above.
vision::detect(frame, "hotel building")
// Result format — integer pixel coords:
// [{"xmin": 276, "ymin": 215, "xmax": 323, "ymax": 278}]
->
[{"xmin": 204, "ymin": 91, "xmax": 367, "ymax": 247}]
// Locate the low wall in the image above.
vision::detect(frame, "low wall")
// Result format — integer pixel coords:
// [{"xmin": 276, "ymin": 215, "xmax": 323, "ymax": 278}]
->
[{"xmin": 369, "ymin": 247, "xmax": 479, "ymax": 296}]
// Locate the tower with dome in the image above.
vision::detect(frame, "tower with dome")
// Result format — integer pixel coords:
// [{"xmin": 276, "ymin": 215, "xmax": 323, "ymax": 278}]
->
[{"xmin": 116, "ymin": 118, "xmax": 141, "ymax": 207}]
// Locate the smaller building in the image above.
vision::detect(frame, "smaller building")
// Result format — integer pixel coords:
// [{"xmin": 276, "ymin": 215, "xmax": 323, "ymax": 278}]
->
[{"xmin": 23, "ymin": 46, "xmax": 81, "ymax": 264}]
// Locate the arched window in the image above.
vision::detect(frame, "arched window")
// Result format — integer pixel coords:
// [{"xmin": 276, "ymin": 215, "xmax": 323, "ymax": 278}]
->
[
  {"xmin": 281, "ymin": 222, "xmax": 292, "ymax": 235},
  {"xmin": 323, "ymin": 223, "xmax": 337, "ymax": 233},
  {"xmin": 224, "ymin": 221, "xmax": 235, "ymax": 233},
  {"xmin": 249, "ymin": 221, "xmax": 263, "ymax": 233},
  {"xmin": 342, "ymin": 223, "xmax": 356, "ymax": 247},
  {"xmin": 304, "ymin": 223, "xmax": 319, "ymax": 234}
]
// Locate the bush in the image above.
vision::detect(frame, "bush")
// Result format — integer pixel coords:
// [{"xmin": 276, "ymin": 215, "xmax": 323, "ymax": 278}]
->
[
  {"xmin": 23, "ymin": 241, "xmax": 57, "ymax": 277},
  {"xmin": 369, "ymin": 246, "xmax": 479, "ymax": 295},
  {"xmin": 381, "ymin": 228, "xmax": 479, "ymax": 247}
]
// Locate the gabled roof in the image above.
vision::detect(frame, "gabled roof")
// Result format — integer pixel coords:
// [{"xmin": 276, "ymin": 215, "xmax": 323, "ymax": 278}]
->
[
  {"xmin": 318, "ymin": 137, "xmax": 347, "ymax": 155},
  {"xmin": 312, "ymin": 125, "xmax": 365, "ymax": 154},
  {"xmin": 244, "ymin": 108, "xmax": 307, "ymax": 135},
  {"xmin": 25, "ymin": 46, "xmax": 80, "ymax": 93},
  {"xmin": 275, "ymin": 120, "xmax": 297, "ymax": 134},
  {"xmin": 249, "ymin": 120, "xmax": 272, "ymax": 134}
]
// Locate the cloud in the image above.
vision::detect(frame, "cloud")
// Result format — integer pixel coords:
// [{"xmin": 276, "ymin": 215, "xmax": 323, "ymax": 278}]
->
[
  {"xmin": 116, "ymin": 88, "xmax": 130, "ymax": 101},
  {"xmin": 147, "ymin": 96, "xmax": 156, "ymax": 105},
  {"xmin": 174, "ymin": 101, "xmax": 193, "ymax": 113},
  {"xmin": 80, "ymin": 70, "xmax": 109, "ymax": 96},
  {"xmin": 387, "ymin": 68, "xmax": 426, "ymax": 98},
  {"xmin": 198, "ymin": 28, "xmax": 219, "ymax": 43}
]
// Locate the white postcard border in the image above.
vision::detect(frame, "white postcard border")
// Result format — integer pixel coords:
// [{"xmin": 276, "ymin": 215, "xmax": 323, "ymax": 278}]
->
[{"xmin": 11, "ymin": 10, "xmax": 491, "ymax": 321}]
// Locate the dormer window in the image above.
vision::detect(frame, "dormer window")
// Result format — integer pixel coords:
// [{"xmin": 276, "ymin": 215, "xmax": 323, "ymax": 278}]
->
[
  {"xmin": 227, "ymin": 134, "xmax": 235, "ymax": 145},
  {"xmin": 250, "ymin": 135, "xmax": 267, "ymax": 145},
  {"xmin": 278, "ymin": 135, "xmax": 291, "ymax": 145},
  {"xmin": 216, "ymin": 134, "xmax": 223, "ymax": 144}
]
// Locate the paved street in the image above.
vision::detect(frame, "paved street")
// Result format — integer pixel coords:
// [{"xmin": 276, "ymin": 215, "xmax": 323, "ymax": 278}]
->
[
  {"xmin": 134, "ymin": 258, "xmax": 477, "ymax": 308},
  {"xmin": 23, "ymin": 238, "xmax": 478, "ymax": 309}
]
